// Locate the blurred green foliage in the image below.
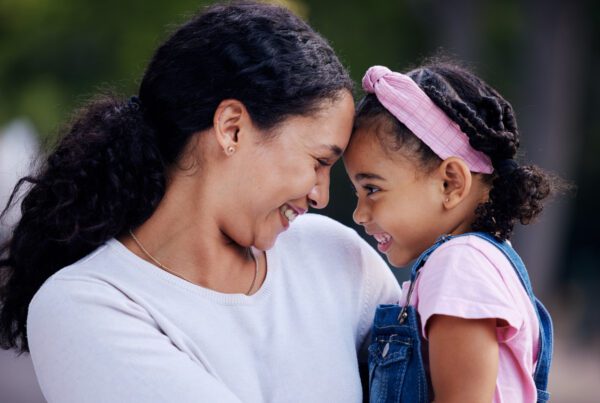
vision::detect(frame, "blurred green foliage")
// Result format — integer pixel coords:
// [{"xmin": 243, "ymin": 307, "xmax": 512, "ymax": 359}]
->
[
  {"xmin": 0, "ymin": 0, "xmax": 211, "ymax": 141},
  {"xmin": 0, "ymin": 0, "xmax": 598, "ymax": 338},
  {"xmin": 1, "ymin": 0, "xmax": 530, "ymax": 142}
]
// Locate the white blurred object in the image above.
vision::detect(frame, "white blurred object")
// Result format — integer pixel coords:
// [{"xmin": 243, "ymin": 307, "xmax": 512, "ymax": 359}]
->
[
  {"xmin": 0, "ymin": 119, "xmax": 45, "ymax": 403},
  {"xmin": 0, "ymin": 119, "xmax": 40, "ymax": 240},
  {"xmin": 0, "ymin": 349, "xmax": 46, "ymax": 403}
]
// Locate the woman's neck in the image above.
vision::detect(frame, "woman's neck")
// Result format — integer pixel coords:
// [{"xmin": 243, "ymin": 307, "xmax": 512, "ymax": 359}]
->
[{"xmin": 119, "ymin": 176, "xmax": 265, "ymax": 294}]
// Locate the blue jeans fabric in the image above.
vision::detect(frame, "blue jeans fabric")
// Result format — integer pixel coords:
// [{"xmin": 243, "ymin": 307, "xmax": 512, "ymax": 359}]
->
[{"xmin": 368, "ymin": 232, "xmax": 553, "ymax": 403}]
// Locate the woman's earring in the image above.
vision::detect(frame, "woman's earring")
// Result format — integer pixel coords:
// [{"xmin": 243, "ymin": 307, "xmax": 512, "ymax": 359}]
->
[{"xmin": 226, "ymin": 146, "xmax": 236, "ymax": 155}]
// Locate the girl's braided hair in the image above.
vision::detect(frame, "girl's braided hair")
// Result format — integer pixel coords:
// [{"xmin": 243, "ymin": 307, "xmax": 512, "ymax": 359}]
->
[{"xmin": 355, "ymin": 59, "xmax": 566, "ymax": 241}]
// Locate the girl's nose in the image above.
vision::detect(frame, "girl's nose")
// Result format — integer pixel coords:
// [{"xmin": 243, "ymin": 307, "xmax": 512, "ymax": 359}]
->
[{"xmin": 352, "ymin": 199, "xmax": 370, "ymax": 225}]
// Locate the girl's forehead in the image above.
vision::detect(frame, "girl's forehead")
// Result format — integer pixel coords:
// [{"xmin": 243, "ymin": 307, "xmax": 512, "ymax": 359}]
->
[
  {"xmin": 345, "ymin": 128, "xmax": 425, "ymax": 178},
  {"xmin": 347, "ymin": 127, "xmax": 407, "ymax": 163},
  {"xmin": 345, "ymin": 132, "xmax": 386, "ymax": 168},
  {"xmin": 348, "ymin": 126, "xmax": 385, "ymax": 151}
]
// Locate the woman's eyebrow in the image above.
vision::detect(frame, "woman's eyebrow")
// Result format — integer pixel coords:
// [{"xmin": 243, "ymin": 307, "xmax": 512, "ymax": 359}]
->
[{"xmin": 320, "ymin": 144, "xmax": 343, "ymax": 157}]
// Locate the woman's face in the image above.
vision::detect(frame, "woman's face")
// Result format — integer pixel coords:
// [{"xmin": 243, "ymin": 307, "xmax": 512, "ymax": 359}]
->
[{"xmin": 221, "ymin": 91, "xmax": 355, "ymax": 250}]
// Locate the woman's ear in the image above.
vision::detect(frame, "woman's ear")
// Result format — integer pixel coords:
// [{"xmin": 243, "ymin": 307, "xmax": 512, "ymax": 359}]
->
[
  {"xmin": 212, "ymin": 99, "xmax": 248, "ymax": 155},
  {"xmin": 439, "ymin": 157, "xmax": 472, "ymax": 209}
]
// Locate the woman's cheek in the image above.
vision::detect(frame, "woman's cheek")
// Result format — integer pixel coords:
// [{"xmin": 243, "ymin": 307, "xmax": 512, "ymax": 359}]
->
[{"xmin": 296, "ymin": 169, "xmax": 319, "ymax": 195}]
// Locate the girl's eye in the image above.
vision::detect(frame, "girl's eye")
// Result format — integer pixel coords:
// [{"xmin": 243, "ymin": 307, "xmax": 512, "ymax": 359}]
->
[
  {"xmin": 351, "ymin": 184, "xmax": 380, "ymax": 197},
  {"xmin": 317, "ymin": 159, "xmax": 331, "ymax": 167},
  {"xmin": 364, "ymin": 185, "xmax": 380, "ymax": 195}
]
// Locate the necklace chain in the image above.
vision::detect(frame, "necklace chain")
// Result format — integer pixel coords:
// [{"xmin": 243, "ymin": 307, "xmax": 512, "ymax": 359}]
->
[{"xmin": 128, "ymin": 229, "xmax": 259, "ymax": 296}]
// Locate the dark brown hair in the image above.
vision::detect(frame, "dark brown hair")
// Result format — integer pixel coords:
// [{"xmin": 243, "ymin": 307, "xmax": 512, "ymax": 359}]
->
[{"xmin": 0, "ymin": 1, "xmax": 353, "ymax": 353}]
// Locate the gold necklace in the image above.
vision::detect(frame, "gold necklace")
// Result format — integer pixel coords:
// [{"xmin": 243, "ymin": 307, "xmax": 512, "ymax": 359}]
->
[{"xmin": 128, "ymin": 229, "xmax": 259, "ymax": 296}]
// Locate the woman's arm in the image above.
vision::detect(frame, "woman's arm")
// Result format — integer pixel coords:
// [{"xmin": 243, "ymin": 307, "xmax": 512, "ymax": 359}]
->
[
  {"xmin": 427, "ymin": 314, "xmax": 498, "ymax": 403},
  {"xmin": 27, "ymin": 278, "xmax": 243, "ymax": 403}
]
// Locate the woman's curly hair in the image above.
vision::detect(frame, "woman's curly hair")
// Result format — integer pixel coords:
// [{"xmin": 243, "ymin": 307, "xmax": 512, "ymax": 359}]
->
[
  {"xmin": 355, "ymin": 59, "xmax": 566, "ymax": 241},
  {"xmin": 0, "ymin": 1, "xmax": 352, "ymax": 353}
]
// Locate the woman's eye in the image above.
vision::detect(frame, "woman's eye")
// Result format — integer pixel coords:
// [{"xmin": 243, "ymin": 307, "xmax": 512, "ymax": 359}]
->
[{"xmin": 317, "ymin": 159, "xmax": 331, "ymax": 167}]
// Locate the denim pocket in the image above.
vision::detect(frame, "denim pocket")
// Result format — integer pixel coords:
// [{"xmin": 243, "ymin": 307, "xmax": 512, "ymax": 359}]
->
[{"xmin": 368, "ymin": 335, "xmax": 412, "ymax": 403}]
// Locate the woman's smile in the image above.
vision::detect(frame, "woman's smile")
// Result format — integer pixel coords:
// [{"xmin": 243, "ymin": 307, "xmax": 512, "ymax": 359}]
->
[{"xmin": 279, "ymin": 203, "xmax": 306, "ymax": 227}]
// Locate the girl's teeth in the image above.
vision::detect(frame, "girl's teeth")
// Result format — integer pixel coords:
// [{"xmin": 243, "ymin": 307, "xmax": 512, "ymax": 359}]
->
[{"xmin": 374, "ymin": 233, "xmax": 391, "ymax": 244}]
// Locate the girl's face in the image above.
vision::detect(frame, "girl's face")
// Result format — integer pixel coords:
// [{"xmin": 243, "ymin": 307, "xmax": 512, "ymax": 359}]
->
[
  {"xmin": 221, "ymin": 91, "xmax": 355, "ymax": 251},
  {"xmin": 344, "ymin": 127, "xmax": 448, "ymax": 267}
]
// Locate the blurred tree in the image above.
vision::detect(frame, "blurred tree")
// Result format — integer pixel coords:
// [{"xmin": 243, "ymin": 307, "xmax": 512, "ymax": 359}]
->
[
  {"xmin": 512, "ymin": 0, "xmax": 586, "ymax": 298},
  {"xmin": 0, "ymin": 0, "xmax": 211, "ymax": 142},
  {"xmin": 0, "ymin": 0, "xmax": 597, "ymax": 339},
  {"xmin": 561, "ymin": 0, "xmax": 600, "ymax": 342}
]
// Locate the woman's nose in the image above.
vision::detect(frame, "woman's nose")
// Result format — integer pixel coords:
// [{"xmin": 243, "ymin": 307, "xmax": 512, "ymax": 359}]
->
[{"xmin": 307, "ymin": 175, "xmax": 330, "ymax": 209}]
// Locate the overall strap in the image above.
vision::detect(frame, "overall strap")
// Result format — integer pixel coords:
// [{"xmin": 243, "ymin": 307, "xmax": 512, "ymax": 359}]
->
[
  {"xmin": 409, "ymin": 235, "xmax": 453, "ymax": 281},
  {"xmin": 398, "ymin": 235, "xmax": 453, "ymax": 323},
  {"xmin": 467, "ymin": 232, "xmax": 553, "ymax": 401}
]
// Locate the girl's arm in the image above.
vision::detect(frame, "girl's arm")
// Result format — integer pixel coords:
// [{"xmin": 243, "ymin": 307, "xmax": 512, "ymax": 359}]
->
[{"xmin": 427, "ymin": 314, "xmax": 498, "ymax": 403}]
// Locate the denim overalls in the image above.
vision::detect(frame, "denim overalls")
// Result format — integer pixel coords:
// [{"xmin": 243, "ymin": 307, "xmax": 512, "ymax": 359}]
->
[{"xmin": 368, "ymin": 232, "xmax": 553, "ymax": 403}]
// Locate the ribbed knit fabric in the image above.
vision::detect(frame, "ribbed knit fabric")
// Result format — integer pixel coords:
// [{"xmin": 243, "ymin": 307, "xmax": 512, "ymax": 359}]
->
[{"xmin": 28, "ymin": 214, "xmax": 401, "ymax": 403}]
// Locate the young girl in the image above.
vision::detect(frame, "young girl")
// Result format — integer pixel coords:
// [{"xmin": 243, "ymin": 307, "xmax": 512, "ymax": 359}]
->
[{"xmin": 344, "ymin": 62, "xmax": 559, "ymax": 403}]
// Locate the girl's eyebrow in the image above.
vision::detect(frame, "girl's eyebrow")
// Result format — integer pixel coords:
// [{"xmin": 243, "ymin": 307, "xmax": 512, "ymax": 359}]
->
[{"xmin": 355, "ymin": 172, "xmax": 385, "ymax": 181}]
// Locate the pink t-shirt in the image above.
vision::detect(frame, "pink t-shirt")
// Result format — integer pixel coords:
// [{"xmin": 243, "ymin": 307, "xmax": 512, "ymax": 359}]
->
[{"xmin": 399, "ymin": 235, "xmax": 539, "ymax": 403}]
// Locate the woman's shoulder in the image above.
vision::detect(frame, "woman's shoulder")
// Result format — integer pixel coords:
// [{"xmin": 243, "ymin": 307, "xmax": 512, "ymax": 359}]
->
[
  {"xmin": 277, "ymin": 213, "xmax": 382, "ymax": 268},
  {"xmin": 276, "ymin": 212, "xmax": 400, "ymax": 293},
  {"xmin": 40, "ymin": 239, "xmax": 124, "ymax": 279},
  {"xmin": 27, "ymin": 240, "xmax": 155, "ymax": 357},
  {"xmin": 277, "ymin": 214, "xmax": 400, "ymax": 338},
  {"xmin": 28, "ymin": 241, "xmax": 129, "ymax": 316},
  {"xmin": 290, "ymin": 212, "xmax": 354, "ymax": 232},
  {"xmin": 282, "ymin": 213, "xmax": 362, "ymax": 247}
]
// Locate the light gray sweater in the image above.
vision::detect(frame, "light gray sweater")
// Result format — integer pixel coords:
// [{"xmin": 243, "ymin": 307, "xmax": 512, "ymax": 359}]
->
[{"xmin": 28, "ymin": 214, "xmax": 401, "ymax": 403}]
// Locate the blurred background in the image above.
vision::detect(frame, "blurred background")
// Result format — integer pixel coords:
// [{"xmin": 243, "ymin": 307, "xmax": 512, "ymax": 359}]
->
[{"xmin": 0, "ymin": 0, "xmax": 598, "ymax": 402}]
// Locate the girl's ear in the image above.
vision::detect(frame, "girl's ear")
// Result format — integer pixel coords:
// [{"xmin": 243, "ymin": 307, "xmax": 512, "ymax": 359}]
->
[{"xmin": 439, "ymin": 157, "xmax": 472, "ymax": 209}]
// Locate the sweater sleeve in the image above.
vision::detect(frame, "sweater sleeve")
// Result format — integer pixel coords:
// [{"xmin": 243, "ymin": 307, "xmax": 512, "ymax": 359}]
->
[
  {"xmin": 354, "ymin": 233, "xmax": 402, "ymax": 361},
  {"xmin": 27, "ymin": 278, "xmax": 243, "ymax": 403}
]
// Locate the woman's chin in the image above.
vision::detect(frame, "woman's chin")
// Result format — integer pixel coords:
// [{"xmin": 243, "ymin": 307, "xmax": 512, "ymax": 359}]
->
[
  {"xmin": 252, "ymin": 229, "xmax": 280, "ymax": 251},
  {"xmin": 253, "ymin": 239, "xmax": 275, "ymax": 251}
]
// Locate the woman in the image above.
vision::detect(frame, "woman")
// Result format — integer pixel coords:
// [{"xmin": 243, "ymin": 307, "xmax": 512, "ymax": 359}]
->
[{"xmin": 0, "ymin": 2, "xmax": 400, "ymax": 402}]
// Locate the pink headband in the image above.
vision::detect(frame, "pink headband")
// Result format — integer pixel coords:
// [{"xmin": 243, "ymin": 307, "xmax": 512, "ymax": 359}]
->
[{"xmin": 362, "ymin": 65, "xmax": 493, "ymax": 174}]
